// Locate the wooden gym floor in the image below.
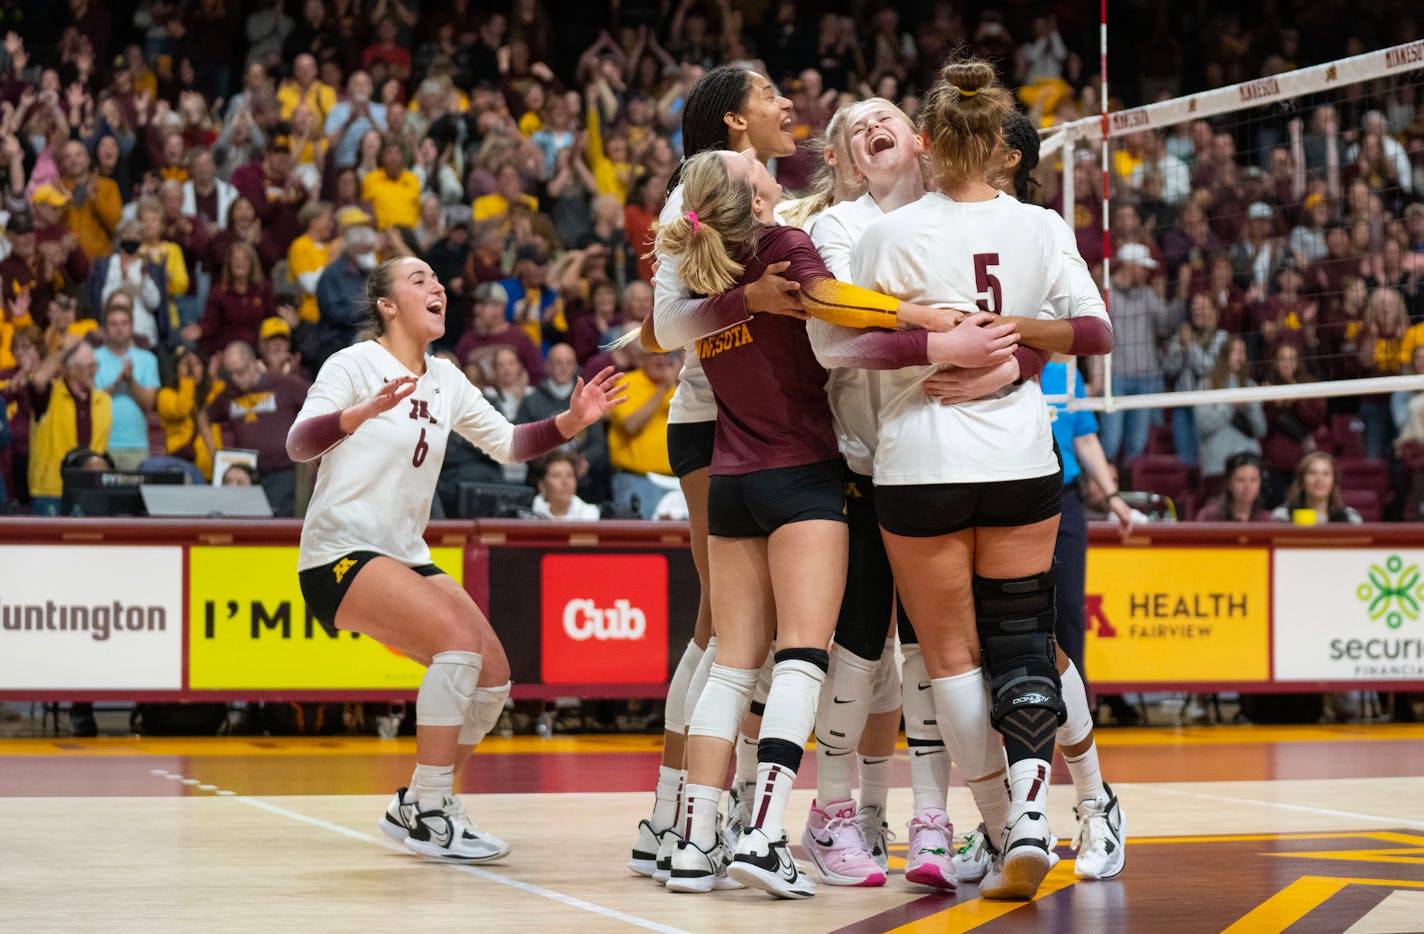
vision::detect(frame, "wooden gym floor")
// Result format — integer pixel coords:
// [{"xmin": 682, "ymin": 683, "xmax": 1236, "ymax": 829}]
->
[{"xmin": 3, "ymin": 724, "xmax": 1424, "ymax": 933}]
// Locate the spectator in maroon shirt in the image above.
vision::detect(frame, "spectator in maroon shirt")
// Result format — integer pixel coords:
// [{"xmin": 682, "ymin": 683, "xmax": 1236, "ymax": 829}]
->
[
  {"xmin": 206, "ymin": 340, "xmax": 309, "ymax": 516},
  {"xmin": 569, "ymin": 279, "xmax": 622, "ymax": 364},
  {"xmin": 1, "ymin": 211, "xmax": 87, "ymax": 329},
  {"xmin": 189, "ymin": 242, "xmax": 275, "ymax": 356},
  {"xmin": 456, "ymin": 281, "xmax": 545, "ymax": 384},
  {"xmin": 206, "ymin": 196, "xmax": 283, "ymax": 277},
  {"xmin": 230, "ymin": 139, "xmax": 307, "ymax": 256}
]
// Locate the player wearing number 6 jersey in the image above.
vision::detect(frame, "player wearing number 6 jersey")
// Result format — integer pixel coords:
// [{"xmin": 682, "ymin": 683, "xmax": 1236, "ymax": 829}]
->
[{"xmin": 287, "ymin": 256, "xmax": 626, "ymax": 865}]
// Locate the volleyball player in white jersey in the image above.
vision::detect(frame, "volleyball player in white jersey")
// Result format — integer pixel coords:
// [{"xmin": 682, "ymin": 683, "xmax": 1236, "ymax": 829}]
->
[
  {"xmin": 287, "ymin": 257, "xmax": 625, "ymax": 862},
  {"xmin": 628, "ymin": 64, "xmax": 808, "ymax": 883},
  {"xmin": 846, "ymin": 60, "xmax": 1111, "ymax": 900},
  {"xmin": 802, "ymin": 97, "xmax": 1058, "ymax": 891}
]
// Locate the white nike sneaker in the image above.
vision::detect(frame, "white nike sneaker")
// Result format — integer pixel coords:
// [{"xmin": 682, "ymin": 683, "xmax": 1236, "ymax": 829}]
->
[
  {"xmin": 979, "ymin": 809, "xmax": 1053, "ymax": 900},
  {"xmin": 404, "ymin": 794, "xmax": 511, "ymax": 863},
  {"xmin": 665, "ymin": 837, "xmax": 745, "ymax": 893},
  {"xmin": 724, "ymin": 782, "xmax": 753, "ymax": 849},
  {"xmin": 653, "ymin": 826, "xmax": 682, "ymax": 883},
  {"xmin": 856, "ymin": 804, "xmax": 893, "ymax": 872},
  {"xmin": 378, "ymin": 786, "xmax": 419, "ymax": 843},
  {"xmin": 728, "ymin": 827, "xmax": 816, "ymax": 899},
  {"xmin": 1073, "ymin": 784, "xmax": 1127, "ymax": 880},
  {"xmin": 951, "ymin": 822, "xmax": 992, "ymax": 884},
  {"xmin": 630, "ymin": 819, "xmax": 675, "ymax": 877}
]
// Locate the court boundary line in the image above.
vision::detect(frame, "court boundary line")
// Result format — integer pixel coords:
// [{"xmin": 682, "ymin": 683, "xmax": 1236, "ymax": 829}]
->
[
  {"xmin": 1150, "ymin": 786, "xmax": 1424, "ymax": 830},
  {"xmin": 234, "ymin": 795, "xmax": 692, "ymax": 934}
]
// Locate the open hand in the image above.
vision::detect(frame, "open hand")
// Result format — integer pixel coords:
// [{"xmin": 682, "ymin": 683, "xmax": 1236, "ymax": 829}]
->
[
  {"xmin": 926, "ymin": 311, "xmax": 1018, "ymax": 368},
  {"xmin": 922, "ymin": 357, "xmax": 1020, "ymax": 404},
  {"xmin": 745, "ymin": 261, "xmax": 804, "ymax": 318},
  {"xmin": 351, "ymin": 375, "xmax": 418, "ymax": 428},
  {"xmin": 566, "ymin": 366, "xmax": 628, "ymax": 428}
]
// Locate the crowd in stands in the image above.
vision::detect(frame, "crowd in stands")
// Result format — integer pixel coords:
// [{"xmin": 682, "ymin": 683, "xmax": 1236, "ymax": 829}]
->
[{"xmin": 0, "ymin": 1, "xmax": 1420, "ymax": 522}]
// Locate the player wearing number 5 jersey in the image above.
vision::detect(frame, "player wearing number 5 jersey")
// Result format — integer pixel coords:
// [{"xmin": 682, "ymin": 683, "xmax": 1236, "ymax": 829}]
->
[
  {"xmin": 849, "ymin": 59, "xmax": 1111, "ymax": 901},
  {"xmin": 287, "ymin": 256, "xmax": 626, "ymax": 865}
]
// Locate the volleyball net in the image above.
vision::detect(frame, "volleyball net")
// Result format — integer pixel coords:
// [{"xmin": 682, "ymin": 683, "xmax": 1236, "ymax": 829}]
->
[{"xmin": 1038, "ymin": 38, "xmax": 1424, "ymax": 430}]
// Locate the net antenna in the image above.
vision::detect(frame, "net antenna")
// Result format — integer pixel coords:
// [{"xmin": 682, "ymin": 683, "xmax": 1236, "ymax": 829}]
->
[{"xmin": 1040, "ymin": 38, "xmax": 1424, "ymax": 415}]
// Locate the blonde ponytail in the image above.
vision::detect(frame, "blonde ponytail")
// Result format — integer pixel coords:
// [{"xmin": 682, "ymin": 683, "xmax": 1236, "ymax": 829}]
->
[{"xmin": 652, "ymin": 151, "xmax": 758, "ymax": 297}]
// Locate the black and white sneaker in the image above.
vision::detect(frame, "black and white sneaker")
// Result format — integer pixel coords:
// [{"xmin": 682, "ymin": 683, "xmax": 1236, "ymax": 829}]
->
[
  {"xmin": 979, "ymin": 809, "xmax": 1053, "ymax": 900},
  {"xmin": 1073, "ymin": 784, "xmax": 1127, "ymax": 880},
  {"xmin": 629, "ymin": 819, "xmax": 667, "ymax": 877},
  {"xmin": 404, "ymin": 794, "xmax": 511, "ymax": 863},
  {"xmin": 728, "ymin": 827, "xmax": 816, "ymax": 899},
  {"xmin": 665, "ymin": 837, "xmax": 744, "ymax": 893},
  {"xmin": 378, "ymin": 786, "xmax": 419, "ymax": 842},
  {"xmin": 653, "ymin": 826, "xmax": 683, "ymax": 883}
]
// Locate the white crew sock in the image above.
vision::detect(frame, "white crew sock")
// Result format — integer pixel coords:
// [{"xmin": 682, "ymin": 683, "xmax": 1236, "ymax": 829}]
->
[
  {"xmin": 685, "ymin": 782, "xmax": 723, "ymax": 850},
  {"xmin": 651, "ymin": 765, "xmax": 682, "ymax": 832},
  {"xmin": 858, "ymin": 755, "xmax": 891, "ymax": 813},
  {"xmin": 411, "ymin": 762, "xmax": 456, "ymax": 811}
]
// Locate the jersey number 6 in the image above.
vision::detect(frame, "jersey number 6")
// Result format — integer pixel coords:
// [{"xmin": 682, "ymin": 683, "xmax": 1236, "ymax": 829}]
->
[
  {"xmin": 412, "ymin": 427, "xmax": 429, "ymax": 467},
  {"xmin": 974, "ymin": 253, "xmax": 1002, "ymax": 314}
]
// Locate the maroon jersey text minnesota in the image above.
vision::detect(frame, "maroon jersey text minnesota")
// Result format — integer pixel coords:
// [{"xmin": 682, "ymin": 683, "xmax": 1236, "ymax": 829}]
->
[{"xmin": 696, "ymin": 225, "xmax": 840, "ymax": 475}]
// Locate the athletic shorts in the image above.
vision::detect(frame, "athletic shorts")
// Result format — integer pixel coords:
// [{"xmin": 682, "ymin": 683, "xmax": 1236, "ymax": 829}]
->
[
  {"xmin": 299, "ymin": 551, "xmax": 445, "ymax": 637},
  {"xmin": 667, "ymin": 420, "xmax": 717, "ymax": 478},
  {"xmin": 707, "ymin": 459, "xmax": 847, "ymax": 537},
  {"xmin": 875, "ymin": 470, "xmax": 1064, "ymax": 538},
  {"xmin": 836, "ymin": 469, "xmax": 896, "ymax": 659}
]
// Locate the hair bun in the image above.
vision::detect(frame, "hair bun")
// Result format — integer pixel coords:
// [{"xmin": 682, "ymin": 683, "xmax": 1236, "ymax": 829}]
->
[{"xmin": 941, "ymin": 60, "xmax": 995, "ymax": 96}]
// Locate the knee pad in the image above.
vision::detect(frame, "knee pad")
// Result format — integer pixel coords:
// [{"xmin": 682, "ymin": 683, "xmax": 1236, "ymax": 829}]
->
[
  {"xmin": 758, "ymin": 647, "xmax": 830, "ymax": 750},
  {"xmin": 973, "ymin": 563, "xmax": 1066, "ymax": 733},
  {"xmin": 688, "ymin": 663, "xmax": 758, "ymax": 744},
  {"xmin": 459, "ymin": 680, "xmax": 511, "ymax": 744},
  {"xmin": 869, "ymin": 638, "xmax": 902, "ymax": 714},
  {"xmin": 663, "ymin": 640, "xmax": 706, "ymax": 735},
  {"xmin": 416, "ymin": 650, "xmax": 482, "ymax": 727}
]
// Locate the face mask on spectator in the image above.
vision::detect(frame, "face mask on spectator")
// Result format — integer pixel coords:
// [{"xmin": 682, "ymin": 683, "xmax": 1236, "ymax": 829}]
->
[
  {"xmin": 355, "ymin": 251, "xmax": 377, "ymax": 270},
  {"xmin": 119, "ymin": 239, "xmax": 141, "ymax": 254}
]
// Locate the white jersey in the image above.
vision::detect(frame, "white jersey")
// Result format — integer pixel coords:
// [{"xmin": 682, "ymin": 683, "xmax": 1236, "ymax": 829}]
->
[
  {"xmin": 294, "ymin": 341, "xmax": 522, "ymax": 569},
  {"xmin": 805, "ymin": 193, "xmax": 885, "ymax": 476},
  {"xmin": 851, "ymin": 192, "xmax": 1090, "ymax": 485},
  {"xmin": 653, "ymin": 186, "xmax": 719, "ymax": 425}
]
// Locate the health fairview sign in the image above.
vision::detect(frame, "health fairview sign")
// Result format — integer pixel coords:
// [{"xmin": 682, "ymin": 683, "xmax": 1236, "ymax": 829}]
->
[
  {"xmin": 1085, "ymin": 547, "xmax": 1271, "ymax": 683},
  {"xmin": 187, "ymin": 546, "xmax": 459, "ymax": 690},
  {"xmin": 0, "ymin": 545, "xmax": 183, "ymax": 689},
  {"xmin": 1274, "ymin": 549, "xmax": 1424, "ymax": 681}
]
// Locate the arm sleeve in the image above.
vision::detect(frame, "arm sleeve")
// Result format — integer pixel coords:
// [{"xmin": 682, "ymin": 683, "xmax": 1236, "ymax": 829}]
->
[
  {"xmin": 1066, "ymin": 316, "xmax": 1114, "ymax": 355},
  {"xmin": 510, "ymin": 417, "xmax": 568, "ymax": 461},
  {"xmin": 812, "ymin": 325, "xmax": 929, "ymax": 370},
  {"xmin": 286, "ymin": 354, "xmax": 358, "ymax": 461},
  {"xmin": 1013, "ymin": 346, "xmax": 1051, "ymax": 382},
  {"xmin": 645, "ymin": 289, "xmax": 750, "ymax": 351}
]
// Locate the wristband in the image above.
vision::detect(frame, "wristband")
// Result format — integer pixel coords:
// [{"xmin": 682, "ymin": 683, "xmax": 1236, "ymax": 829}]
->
[{"xmin": 1106, "ymin": 491, "xmax": 1124, "ymax": 502}]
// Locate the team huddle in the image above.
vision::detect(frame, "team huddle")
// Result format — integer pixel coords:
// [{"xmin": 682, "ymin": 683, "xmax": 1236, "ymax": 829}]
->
[{"xmin": 284, "ymin": 56, "xmax": 1124, "ymax": 904}]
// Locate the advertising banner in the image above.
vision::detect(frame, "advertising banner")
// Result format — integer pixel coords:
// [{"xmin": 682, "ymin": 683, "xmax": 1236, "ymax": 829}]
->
[
  {"xmin": 187, "ymin": 546, "xmax": 461, "ymax": 689},
  {"xmin": 1085, "ymin": 547, "xmax": 1271, "ymax": 683},
  {"xmin": 1274, "ymin": 549, "xmax": 1424, "ymax": 681},
  {"xmin": 540, "ymin": 553, "xmax": 669, "ymax": 684},
  {"xmin": 0, "ymin": 545, "xmax": 183, "ymax": 689}
]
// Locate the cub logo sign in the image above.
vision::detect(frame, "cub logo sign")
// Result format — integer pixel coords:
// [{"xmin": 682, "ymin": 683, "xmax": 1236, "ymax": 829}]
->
[{"xmin": 541, "ymin": 554, "xmax": 667, "ymax": 684}]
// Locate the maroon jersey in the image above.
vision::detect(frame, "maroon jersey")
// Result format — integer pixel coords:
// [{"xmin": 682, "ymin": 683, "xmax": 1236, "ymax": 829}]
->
[{"xmin": 698, "ymin": 225, "xmax": 840, "ymax": 475}]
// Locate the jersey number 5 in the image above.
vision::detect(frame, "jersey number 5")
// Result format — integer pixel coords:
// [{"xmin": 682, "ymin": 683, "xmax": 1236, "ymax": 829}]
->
[
  {"xmin": 974, "ymin": 253, "xmax": 1002, "ymax": 314},
  {"xmin": 412, "ymin": 427, "xmax": 429, "ymax": 468}
]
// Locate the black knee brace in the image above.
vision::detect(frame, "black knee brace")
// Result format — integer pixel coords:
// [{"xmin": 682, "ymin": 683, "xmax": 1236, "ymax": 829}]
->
[{"xmin": 974, "ymin": 562, "xmax": 1067, "ymax": 733}]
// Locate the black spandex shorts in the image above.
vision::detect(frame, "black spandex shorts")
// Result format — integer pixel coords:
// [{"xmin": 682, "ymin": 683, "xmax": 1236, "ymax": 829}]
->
[
  {"xmin": 299, "ymin": 550, "xmax": 445, "ymax": 637},
  {"xmin": 707, "ymin": 459, "xmax": 847, "ymax": 537},
  {"xmin": 667, "ymin": 421, "xmax": 717, "ymax": 478},
  {"xmin": 836, "ymin": 469, "xmax": 896, "ymax": 659},
  {"xmin": 875, "ymin": 470, "xmax": 1064, "ymax": 538}
]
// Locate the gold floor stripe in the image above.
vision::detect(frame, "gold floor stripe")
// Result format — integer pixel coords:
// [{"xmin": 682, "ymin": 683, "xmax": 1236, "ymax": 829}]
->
[
  {"xmin": 0, "ymin": 723, "xmax": 1421, "ymax": 757},
  {"xmin": 887, "ymin": 863, "xmax": 1079, "ymax": 933}
]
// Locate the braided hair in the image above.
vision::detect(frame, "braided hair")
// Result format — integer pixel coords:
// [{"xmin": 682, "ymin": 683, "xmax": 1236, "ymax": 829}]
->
[
  {"xmin": 1001, "ymin": 110, "xmax": 1042, "ymax": 202},
  {"xmin": 667, "ymin": 65, "xmax": 753, "ymax": 194}
]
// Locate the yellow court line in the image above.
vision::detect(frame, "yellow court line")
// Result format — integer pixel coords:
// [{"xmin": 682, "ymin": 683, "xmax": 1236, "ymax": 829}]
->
[
  {"xmin": 1129, "ymin": 831, "xmax": 1415, "ymax": 845},
  {"xmin": 887, "ymin": 863, "xmax": 1078, "ymax": 934},
  {"xmin": 1221, "ymin": 875, "xmax": 1424, "ymax": 934},
  {"xmin": 2, "ymin": 723, "xmax": 1422, "ymax": 757}
]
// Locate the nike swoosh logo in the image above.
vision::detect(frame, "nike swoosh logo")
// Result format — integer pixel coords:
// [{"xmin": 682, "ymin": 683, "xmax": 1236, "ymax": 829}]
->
[
  {"xmin": 832, "ymin": 697, "xmax": 854, "ymax": 704},
  {"xmin": 917, "ymin": 682, "xmax": 931, "ymax": 691},
  {"xmin": 812, "ymin": 834, "xmax": 834, "ymax": 847},
  {"xmin": 826, "ymin": 750, "xmax": 853, "ymax": 757},
  {"xmin": 912, "ymin": 749, "xmax": 940, "ymax": 757}
]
